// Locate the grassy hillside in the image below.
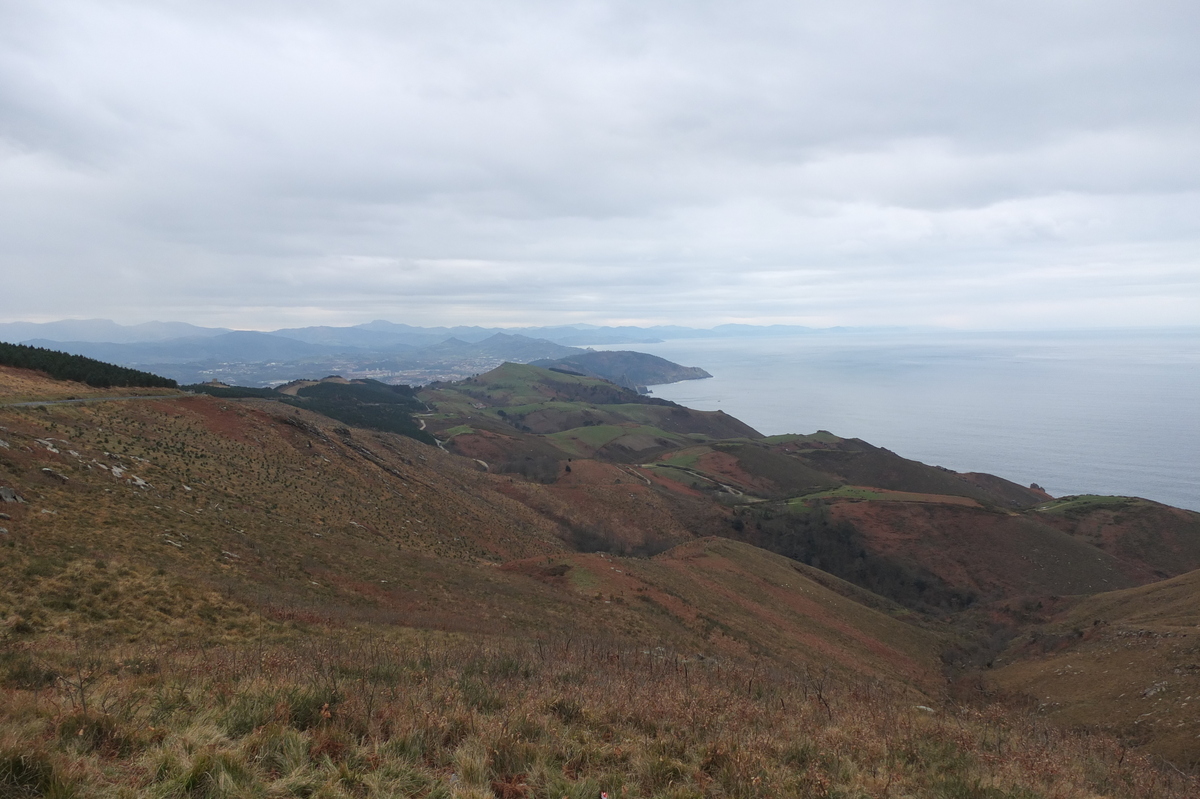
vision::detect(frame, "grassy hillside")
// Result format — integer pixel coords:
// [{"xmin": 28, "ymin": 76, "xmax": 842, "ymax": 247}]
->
[
  {"xmin": 993, "ymin": 568, "xmax": 1200, "ymax": 770},
  {"xmin": 423, "ymin": 364, "xmax": 760, "ymax": 441},
  {"xmin": 6, "ymin": 619, "xmax": 1191, "ymax": 798},
  {"xmin": 531, "ymin": 350, "xmax": 711, "ymax": 389},
  {"xmin": 766, "ymin": 435, "xmax": 1046, "ymax": 510},
  {"xmin": 188, "ymin": 378, "xmax": 435, "ymax": 445},
  {"xmin": 0, "ymin": 368, "xmax": 946, "ymax": 669},
  {"xmin": 1033, "ymin": 495, "xmax": 1200, "ymax": 581},
  {"xmin": 414, "ymin": 365, "xmax": 1200, "ymax": 616},
  {"xmin": 3, "ymin": 365, "xmax": 1199, "ymax": 793},
  {"xmin": 0, "ymin": 365, "xmax": 181, "ymax": 405}
]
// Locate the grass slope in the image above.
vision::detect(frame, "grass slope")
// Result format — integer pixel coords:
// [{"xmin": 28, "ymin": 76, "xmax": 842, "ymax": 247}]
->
[
  {"xmin": 1034, "ymin": 496, "xmax": 1200, "ymax": 582},
  {"xmin": 3, "ymin": 365, "xmax": 1198, "ymax": 794},
  {"xmin": 0, "ymin": 367, "xmax": 942, "ymax": 671},
  {"xmin": 993, "ymin": 568, "xmax": 1200, "ymax": 770}
]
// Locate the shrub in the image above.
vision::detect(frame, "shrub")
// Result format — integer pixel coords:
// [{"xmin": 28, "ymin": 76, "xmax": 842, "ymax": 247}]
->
[
  {"xmin": 57, "ymin": 711, "xmax": 141, "ymax": 757},
  {"xmin": 0, "ymin": 650, "xmax": 58, "ymax": 689},
  {"xmin": 0, "ymin": 749, "xmax": 74, "ymax": 799}
]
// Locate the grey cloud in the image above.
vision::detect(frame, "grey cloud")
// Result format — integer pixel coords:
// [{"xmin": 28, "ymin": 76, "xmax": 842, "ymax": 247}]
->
[{"xmin": 1, "ymin": 1, "xmax": 1198, "ymax": 328}]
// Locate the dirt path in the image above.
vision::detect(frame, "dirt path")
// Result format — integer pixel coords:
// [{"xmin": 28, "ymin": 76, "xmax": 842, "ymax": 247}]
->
[
  {"xmin": 617, "ymin": 465, "xmax": 652, "ymax": 486},
  {"xmin": 648, "ymin": 463, "xmax": 745, "ymax": 496}
]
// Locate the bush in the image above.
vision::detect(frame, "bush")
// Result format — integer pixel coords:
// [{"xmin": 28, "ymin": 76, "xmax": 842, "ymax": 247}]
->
[
  {"xmin": 0, "ymin": 650, "xmax": 58, "ymax": 689},
  {"xmin": 0, "ymin": 749, "xmax": 74, "ymax": 799},
  {"xmin": 57, "ymin": 711, "xmax": 140, "ymax": 756}
]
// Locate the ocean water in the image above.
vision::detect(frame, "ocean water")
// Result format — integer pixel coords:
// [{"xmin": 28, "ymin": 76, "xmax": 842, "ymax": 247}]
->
[{"xmin": 594, "ymin": 329, "xmax": 1200, "ymax": 512}]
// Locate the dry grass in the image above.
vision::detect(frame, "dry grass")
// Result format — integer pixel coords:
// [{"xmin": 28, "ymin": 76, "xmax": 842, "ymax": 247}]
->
[
  {"xmin": 4, "ymin": 367, "xmax": 1197, "ymax": 793},
  {"xmin": 992, "ymin": 568, "xmax": 1200, "ymax": 771},
  {"xmin": 0, "ymin": 366, "xmax": 180, "ymax": 403},
  {"xmin": 4, "ymin": 629, "xmax": 1196, "ymax": 799},
  {"xmin": 0, "ymin": 386, "xmax": 951, "ymax": 683}
]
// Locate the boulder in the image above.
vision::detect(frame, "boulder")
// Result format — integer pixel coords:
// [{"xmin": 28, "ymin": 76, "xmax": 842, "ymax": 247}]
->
[{"xmin": 0, "ymin": 487, "xmax": 25, "ymax": 503}]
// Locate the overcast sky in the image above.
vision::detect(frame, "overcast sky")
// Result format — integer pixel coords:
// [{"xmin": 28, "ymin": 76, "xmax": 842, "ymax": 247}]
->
[{"xmin": 2, "ymin": 1, "xmax": 1198, "ymax": 330}]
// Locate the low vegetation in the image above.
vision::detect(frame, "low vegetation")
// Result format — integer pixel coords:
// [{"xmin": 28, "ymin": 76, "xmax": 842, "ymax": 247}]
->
[
  {"xmin": 3, "ymin": 361, "xmax": 1200, "ymax": 794},
  {"xmin": 993, "ymin": 568, "xmax": 1200, "ymax": 771},
  {"xmin": 3, "ymin": 623, "xmax": 1195, "ymax": 799}
]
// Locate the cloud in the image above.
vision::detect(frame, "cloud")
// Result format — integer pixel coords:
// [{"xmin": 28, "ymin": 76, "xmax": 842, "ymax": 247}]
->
[{"xmin": 1, "ymin": 0, "xmax": 1198, "ymax": 328}]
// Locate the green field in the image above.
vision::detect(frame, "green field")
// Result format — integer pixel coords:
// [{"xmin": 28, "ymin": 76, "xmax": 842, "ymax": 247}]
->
[
  {"xmin": 1035, "ymin": 494, "xmax": 1140, "ymax": 514},
  {"xmin": 440, "ymin": 424, "xmax": 475, "ymax": 438},
  {"xmin": 787, "ymin": 485, "xmax": 976, "ymax": 505},
  {"xmin": 761, "ymin": 430, "xmax": 845, "ymax": 445},
  {"xmin": 545, "ymin": 424, "xmax": 629, "ymax": 456},
  {"xmin": 654, "ymin": 447, "xmax": 707, "ymax": 470}
]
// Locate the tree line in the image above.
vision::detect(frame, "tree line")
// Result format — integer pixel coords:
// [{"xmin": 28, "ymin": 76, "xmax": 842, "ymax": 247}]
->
[
  {"xmin": 0, "ymin": 341, "xmax": 177, "ymax": 389},
  {"xmin": 186, "ymin": 379, "xmax": 434, "ymax": 445}
]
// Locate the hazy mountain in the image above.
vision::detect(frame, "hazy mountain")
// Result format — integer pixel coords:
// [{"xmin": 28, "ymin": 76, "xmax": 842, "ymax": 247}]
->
[
  {"xmin": 276, "ymin": 321, "xmax": 822, "ymax": 347},
  {"xmin": 22, "ymin": 331, "xmax": 354, "ymax": 364},
  {"xmin": 267, "ymin": 324, "xmax": 417, "ymax": 351},
  {"xmin": 8, "ymin": 318, "xmax": 836, "ymax": 350},
  {"xmin": 352, "ymin": 320, "xmax": 505, "ymax": 346},
  {"xmin": 419, "ymin": 332, "xmax": 581, "ymax": 362},
  {"xmin": 0, "ymin": 318, "xmax": 229, "ymax": 344}
]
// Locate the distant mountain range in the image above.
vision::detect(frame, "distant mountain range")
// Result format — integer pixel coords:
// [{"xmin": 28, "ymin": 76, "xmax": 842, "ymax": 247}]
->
[
  {"xmin": 3, "ymin": 320, "xmax": 723, "ymax": 388},
  {"xmin": 0, "ymin": 318, "xmax": 833, "ymax": 347},
  {"xmin": 0, "ymin": 318, "xmax": 875, "ymax": 387},
  {"xmin": 0, "ymin": 318, "xmax": 230, "ymax": 344},
  {"xmin": 13, "ymin": 331, "xmax": 587, "ymax": 387}
]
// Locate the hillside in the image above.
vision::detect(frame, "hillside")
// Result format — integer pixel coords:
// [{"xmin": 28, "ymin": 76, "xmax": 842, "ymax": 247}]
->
[
  {"xmin": 0, "ymin": 342, "xmax": 178, "ymax": 389},
  {"xmin": 188, "ymin": 376, "xmax": 435, "ymax": 445},
  {"xmin": 1033, "ymin": 495, "xmax": 1200, "ymax": 581},
  {"xmin": 531, "ymin": 350, "xmax": 712, "ymax": 389},
  {"xmin": 0, "ymin": 367, "xmax": 936, "ymax": 675},
  {"xmin": 422, "ymin": 363, "xmax": 760, "ymax": 465},
  {"xmin": 419, "ymin": 366, "xmax": 1192, "ymax": 614},
  {"xmin": 2, "ymin": 364, "xmax": 1199, "ymax": 795},
  {"xmin": 992, "ymin": 568, "xmax": 1200, "ymax": 769}
]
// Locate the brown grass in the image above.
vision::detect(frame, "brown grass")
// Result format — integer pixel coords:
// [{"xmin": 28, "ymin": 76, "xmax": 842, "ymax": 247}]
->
[
  {"xmin": 4, "ymin": 366, "xmax": 1198, "ymax": 792},
  {"xmin": 4, "ymin": 628, "xmax": 1196, "ymax": 799},
  {"xmin": 992, "ymin": 569, "xmax": 1200, "ymax": 771},
  {"xmin": 0, "ymin": 366, "xmax": 180, "ymax": 403}
]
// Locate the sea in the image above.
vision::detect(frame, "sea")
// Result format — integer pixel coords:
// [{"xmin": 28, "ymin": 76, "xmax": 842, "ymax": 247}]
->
[{"xmin": 593, "ymin": 328, "xmax": 1200, "ymax": 512}]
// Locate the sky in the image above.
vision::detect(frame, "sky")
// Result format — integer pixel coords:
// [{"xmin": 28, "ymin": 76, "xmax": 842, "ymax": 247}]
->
[{"xmin": 1, "ymin": 1, "xmax": 1198, "ymax": 331}]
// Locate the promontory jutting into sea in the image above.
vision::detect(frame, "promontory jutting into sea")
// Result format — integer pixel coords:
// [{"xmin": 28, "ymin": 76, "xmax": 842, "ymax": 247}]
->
[{"xmin": 596, "ymin": 327, "xmax": 1200, "ymax": 513}]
